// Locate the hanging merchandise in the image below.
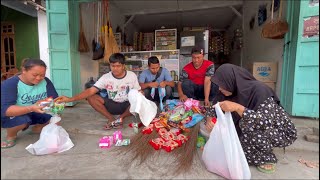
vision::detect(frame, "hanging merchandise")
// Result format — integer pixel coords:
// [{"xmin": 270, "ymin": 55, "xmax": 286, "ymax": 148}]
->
[
  {"xmin": 78, "ymin": 3, "xmax": 89, "ymax": 52},
  {"xmin": 92, "ymin": 1, "xmax": 104, "ymax": 60},
  {"xmin": 258, "ymin": 4, "xmax": 267, "ymax": 26},
  {"xmin": 261, "ymin": 0, "xmax": 289, "ymax": 39},
  {"xmin": 104, "ymin": 0, "xmax": 120, "ymax": 63}
]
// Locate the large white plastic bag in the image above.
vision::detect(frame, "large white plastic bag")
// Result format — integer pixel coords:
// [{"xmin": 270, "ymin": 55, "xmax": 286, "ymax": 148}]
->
[
  {"xmin": 128, "ymin": 89, "xmax": 157, "ymax": 127},
  {"xmin": 26, "ymin": 117, "xmax": 74, "ymax": 155},
  {"xmin": 202, "ymin": 102, "xmax": 251, "ymax": 179}
]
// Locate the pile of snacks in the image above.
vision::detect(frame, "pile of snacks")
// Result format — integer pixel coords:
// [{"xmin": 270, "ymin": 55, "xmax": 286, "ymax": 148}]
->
[
  {"xmin": 141, "ymin": 98, "xmax": 206, "ymax": 152},
  {"xmin": 99, "ymin": 130, "xmax": 130, "ymax": 149},
  {"xmin": 37, "ymin": 97, "xmax": 65, "ymax": 115}
]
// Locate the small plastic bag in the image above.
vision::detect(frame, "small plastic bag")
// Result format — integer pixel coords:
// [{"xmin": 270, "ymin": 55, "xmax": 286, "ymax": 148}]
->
[
  {"xmin": 202, "ymin": 102, "xmax": 251, "ymax": 179},
  {"xmin": 26, "ymin": 116, "xmax": 74, "ymax": 155},
  {"xmin": 158, "ymin": 87, "xmax": 166, "ymax": 112}
]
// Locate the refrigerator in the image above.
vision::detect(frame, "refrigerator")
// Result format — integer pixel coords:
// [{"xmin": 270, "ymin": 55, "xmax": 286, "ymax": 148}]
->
[{"xmin": 179, "ymin": 30, "xmax": 209, "ymax": 73}]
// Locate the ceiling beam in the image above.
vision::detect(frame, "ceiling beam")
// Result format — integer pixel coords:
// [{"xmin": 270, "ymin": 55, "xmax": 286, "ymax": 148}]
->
[
  {"xmin": 229, "ymin": 6, "xmax": 242, "ymax": 18},
  {"xmin": 122, "ymin": 1, "xmax": 243, "ymax": 16},
  {"xmin": 122, "ymin": 15, "xmax": 135, "ymax": 31},
  {"xmin": 1, "ymin": 0, "xmax": 37, "ymax": 17}
]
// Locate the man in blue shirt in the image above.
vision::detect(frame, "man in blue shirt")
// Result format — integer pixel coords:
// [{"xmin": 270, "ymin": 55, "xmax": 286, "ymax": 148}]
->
[{"xmin": 138, "ymin": 56, "xmax": 175, "ymax": 102}]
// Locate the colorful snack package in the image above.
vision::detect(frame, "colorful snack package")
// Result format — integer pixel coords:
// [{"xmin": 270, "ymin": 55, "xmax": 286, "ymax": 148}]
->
[
  {"xmin": 113, "ymin": 130, "xmax": 122, "ymax": 144},
  {"xmin": 115, "ymin": 139, "xmax": 130, "ymax": 146},
  {"xmin": 99, "ymin": 136, "xmax": 113, "ymax": 149},
  {"xmin": 142, "ymin": 124, "xmax": 154, "ymax": 134},
  {"xmin": 162, "ymin": 140, "xmax": 179, "ymax": 152},
  {"xmin": 175, "ymin": 134, "xmax": 189, "ymax": 147},
  {"xmin": 149, "ymin": 138, "xmax": 165, "ymax": 150}
]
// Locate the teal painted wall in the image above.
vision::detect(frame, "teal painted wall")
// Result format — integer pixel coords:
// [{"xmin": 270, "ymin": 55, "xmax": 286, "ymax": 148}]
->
[{"xmin": 1, "ymin": 5, "xmax": 39, "ymax": 70}]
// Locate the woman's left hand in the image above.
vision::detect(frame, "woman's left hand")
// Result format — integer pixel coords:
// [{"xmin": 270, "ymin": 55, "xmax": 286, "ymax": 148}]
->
[{"xmin": 219, "ymin": 101, "xmax": 245, "ymax": 116}]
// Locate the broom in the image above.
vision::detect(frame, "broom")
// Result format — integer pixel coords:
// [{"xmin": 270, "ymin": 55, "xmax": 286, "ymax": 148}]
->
[
  {"xmin": 171, "ymin": 123, "xmax": 201, "ymax": 175},
  {"xmin": 78, "ymin": 3, "xmax": 89, "ymax": 52},
  {"xmin": 112, "ymin": 130, "xmax": 158, "ymax": 167}
]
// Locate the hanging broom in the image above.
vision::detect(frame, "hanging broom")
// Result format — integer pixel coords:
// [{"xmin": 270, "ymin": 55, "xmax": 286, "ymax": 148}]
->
[
  {"xmin": 104, "ymin": 0, "xmax": 120, "ymax": 63},
  {"xmin": 78, "ymin": 3, "xmax": 89, "ymax": 52}
]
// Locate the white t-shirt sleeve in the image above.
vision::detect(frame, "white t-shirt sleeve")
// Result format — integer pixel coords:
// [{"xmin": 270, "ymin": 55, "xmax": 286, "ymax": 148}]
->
[
  {"xmin": 132, "ymin": 73, "xmax": 142, "ymax": 90},
  {"xmin": 93, "ymin": 74, "xmax": 107, "ymax": 90}
]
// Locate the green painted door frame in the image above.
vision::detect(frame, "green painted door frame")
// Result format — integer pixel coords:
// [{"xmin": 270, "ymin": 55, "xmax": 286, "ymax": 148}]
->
[
  {"xmin": 281, "ymin": 0, "xmax": 319, "ymax": 118},
  {"xmin": 46, "ymin": 0, "xmax": 81, "ymax": 106}
]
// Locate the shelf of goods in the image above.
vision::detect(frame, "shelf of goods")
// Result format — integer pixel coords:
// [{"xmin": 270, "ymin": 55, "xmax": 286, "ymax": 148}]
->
[
  {"xmin": 121, "ymin": 50, "xmax": 180, "ymax": 81},
  {"xmin": 155, "ymin": 29, "xmax": 177, "ymax": 50}
]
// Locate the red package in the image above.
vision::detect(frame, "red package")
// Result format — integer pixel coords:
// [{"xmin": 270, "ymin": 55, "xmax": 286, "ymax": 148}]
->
[
  {"xmin": 151, "ymin": 118, "xmax": 160, "ymax": 124},
  {"xmin": 154, "ymin": 121, "xmax": 164, "ymax": 130},
  {"xmin": 162, "ymin": 140, "xmax": 179, "ymax": 152},
  {"xmin": 180, "ymin": 116, "xmax": 192, "ymax": 124},
  {"xmin": 175, "ymin": 134, "xmax": 189, "ymax": 146},
  {"xmin": 159, "ymin": 131, "xmax": 175, "ymax": 142},
  {"xmin": 142, "ymin": 124, "xmax": 154, "ymax": 134},
  {"xmin": 149, "ymin": 138, "xmax": 165, "ymax": 150},
  {"xmin": 169, "ymin": 128, "xmax": 181, "ymax": 136},
  {"xmin": 211, "ymin": 117, "xmax": 217, "ymax": 124}
]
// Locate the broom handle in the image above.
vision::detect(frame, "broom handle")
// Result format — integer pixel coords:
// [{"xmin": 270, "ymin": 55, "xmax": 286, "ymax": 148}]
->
[
  {"xmin": 79, "ymin": 4, "xmax": 83, "ymax": 30},
  {"xmin": 271, "ymin": 0, "xmax": 274, "ymax": 20},
  {"xmin": 279, "ymin": 0, "xmax": 283, "ymax": 19}
]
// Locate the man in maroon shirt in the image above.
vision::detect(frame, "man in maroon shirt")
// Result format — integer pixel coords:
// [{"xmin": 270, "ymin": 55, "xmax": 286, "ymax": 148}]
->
[{"xmin": 177, "ymin": 47, "xmax": 218, "ymax": 106}]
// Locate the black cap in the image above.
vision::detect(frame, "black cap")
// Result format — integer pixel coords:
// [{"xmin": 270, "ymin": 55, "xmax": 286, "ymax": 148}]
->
[{"xmin": 191, "ymin": 46, "xmax": 204, "ymax": 55}]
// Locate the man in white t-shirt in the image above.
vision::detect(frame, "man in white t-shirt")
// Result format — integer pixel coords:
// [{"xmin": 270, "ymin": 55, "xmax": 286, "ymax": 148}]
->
[{"xmin": 55, "ymin": 53, "xmax": 141, "ymax": 130}]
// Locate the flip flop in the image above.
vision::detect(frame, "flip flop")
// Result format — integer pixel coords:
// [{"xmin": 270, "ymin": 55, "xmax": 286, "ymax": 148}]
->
[
  {"xmin": 257, "ymin": 163, "xmax": 276, "ymax": 174},
  {"xmin": 1, "ymin": 139, "xmax": 17, "ymax": 149},
  {"xmin": 103, "ymin": 118, "xmax": 123, "ymax": 130}
]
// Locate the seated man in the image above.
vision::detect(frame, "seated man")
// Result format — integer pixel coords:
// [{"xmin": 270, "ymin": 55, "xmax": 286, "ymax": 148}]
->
[
  {"xmin": 55, "ymin": 53, "xmax": 141, "ymax": 130},
  {"xmin": 139, "ymin": 56, "xmax": 175, "ymax": 102},
  {"xmin": 177, "ymin": 47, "xmax": 218, "ymax": 106}
]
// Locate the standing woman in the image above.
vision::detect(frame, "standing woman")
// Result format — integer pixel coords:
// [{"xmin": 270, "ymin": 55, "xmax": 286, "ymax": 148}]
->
[
  {"xmin": 206, "ymin": 63, "xmax": 297, "ymax": 173},
  {"xmin": 1, "ymin": 58, "xmax": 58, "ymax": 148}
]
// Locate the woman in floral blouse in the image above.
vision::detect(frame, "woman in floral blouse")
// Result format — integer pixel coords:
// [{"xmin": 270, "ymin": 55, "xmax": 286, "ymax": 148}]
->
[{"xmin": 206, "ymin": 64, "xmax": 297, "ymax": 174}]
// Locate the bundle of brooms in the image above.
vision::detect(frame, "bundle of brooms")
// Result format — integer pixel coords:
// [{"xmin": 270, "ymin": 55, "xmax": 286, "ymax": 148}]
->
[{"xmin": 112, "ymin": 123, "xmax": 202, "ymax": 175}]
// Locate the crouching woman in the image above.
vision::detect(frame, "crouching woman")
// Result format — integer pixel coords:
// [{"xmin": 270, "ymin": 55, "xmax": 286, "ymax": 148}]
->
[
  {"xmin": 207, "ymin": 64, "xmax": 297, "ymax": 174},
  {"xmin": 1, "ymin": 58, "xmax": 58, "ymax": 148}
]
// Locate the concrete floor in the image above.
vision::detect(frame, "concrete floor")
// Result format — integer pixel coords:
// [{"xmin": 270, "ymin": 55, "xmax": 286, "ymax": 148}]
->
[{"xmin": 1, "ymin": 100, "xmax": 319, "ymax": 179}]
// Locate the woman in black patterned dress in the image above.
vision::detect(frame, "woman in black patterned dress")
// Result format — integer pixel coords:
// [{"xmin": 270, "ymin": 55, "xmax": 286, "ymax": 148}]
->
[{"xmin": 205, "ymin": 64, "xmax": 297, "ymax": 173}]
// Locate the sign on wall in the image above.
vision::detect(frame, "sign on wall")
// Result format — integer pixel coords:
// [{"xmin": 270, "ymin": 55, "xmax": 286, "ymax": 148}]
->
[{"xmin": 303, "ymin": 16, "xmax": 319, "ymax": 37}]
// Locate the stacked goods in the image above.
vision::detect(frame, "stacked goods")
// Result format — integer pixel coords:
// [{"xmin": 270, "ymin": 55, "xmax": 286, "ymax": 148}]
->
[
  {"xmin": 142, "ymin": 32, "xmax": 154, "ymax": 51},
  {"xmin": 250, "ymin": 62, "xmax": 278, "ymax": 91},
  {"xmin": 133, "ymin": 32, "xmax": 139, "ymax": 51},
  {"xmin": 209, "ymin": 31, "xmax": 230, "ymax": 55},
  {"xmin": 139, "ymin": 32, "xmax": 143, "ymax": 51},
  {"xmin": 155, "ymin": 29, "xmax": 177, "ymax": 50}
]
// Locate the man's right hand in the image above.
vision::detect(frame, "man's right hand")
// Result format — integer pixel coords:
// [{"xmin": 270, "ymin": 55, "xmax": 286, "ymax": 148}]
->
[
  {"xmin": 179, "ymin": 94, "xmax": 188, "ymax": 102},
  {"xmin": 149, "ymin": 82, "xmax": 159, "ymax": 88},
  {"xmin": 54, "ymin": 96, "xmax": 72, "ymax": 103}
]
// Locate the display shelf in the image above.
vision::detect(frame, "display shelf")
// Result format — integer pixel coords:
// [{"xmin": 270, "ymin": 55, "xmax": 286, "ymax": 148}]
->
[
  {"xmin": 155, "ymin": 29, "xmax": 177, "ymax": 50},
  {"xmin": 121, "ymin": 50, "xmax": 179, "ymax": 81}
]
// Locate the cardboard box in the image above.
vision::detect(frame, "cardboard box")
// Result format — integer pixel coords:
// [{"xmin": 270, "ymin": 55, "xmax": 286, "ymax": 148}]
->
[
  {"xmin": 264, "ymin": 82, "xmax": 276, "ymax": 91},
  {"xmin": 252, "ymin": 62, "xmax": 278, "ymax": 82}
]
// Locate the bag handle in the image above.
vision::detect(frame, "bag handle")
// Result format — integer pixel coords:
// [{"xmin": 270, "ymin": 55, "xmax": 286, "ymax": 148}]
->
[{"xmin": 152, "ymin": 67, "xmax": 162, "ymax": 82}]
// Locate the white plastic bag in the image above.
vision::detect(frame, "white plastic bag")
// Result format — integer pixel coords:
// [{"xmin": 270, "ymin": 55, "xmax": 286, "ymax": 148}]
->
[
  {"xmin": 26, "ymin": 116, "xmax": 74, "ymax": 155},
  {"xmin": 202, "ymin": 102, "xmax": 251, "ymax": 179},
  {"xmin": 128, "ymin": 89, "xmax": 157, "ymax": 127}
]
